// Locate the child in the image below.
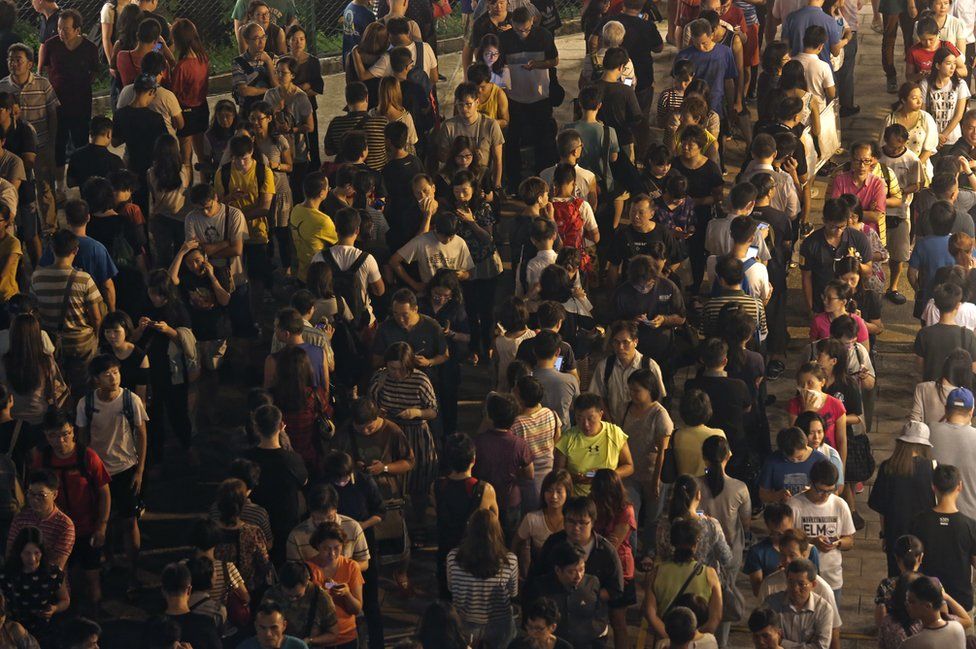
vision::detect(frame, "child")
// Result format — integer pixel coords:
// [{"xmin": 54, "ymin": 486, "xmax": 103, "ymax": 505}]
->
[
  {"xmin": 704, "ymin": 181, "xmax": 771, "ymax": 260},
  {"xmin": 550, "ymin": 163, "xmax": 599, "ymax": 277},
  {"xmin": 493, "ymin": 296, "xmax": 536, "ymax": 390},
  {"xmin": 919, "ymin": 46, "xmax": 971, "ymax": 146},
  {"xmin": 653, "ymin": 174, "xmax": 696, "ymax": 243},
  {"xmin": 879, "ymin": 125, "xmax": 922, "ymax": 300},
  {"xmin": 907, "ymin": 15, "xmax": 967, "ymax": 81},
  {"xmin": 512, "ymin": 375, "xmax": 562, "ymax": 509},
  {"xmin": 657, "ymin": 59, "xmax": 695, "ymax": 133},
  {"xmin": 796, "ymin": 411, "xmax": 845, "ymax": 493},
  {"xmin": 787, "ymin": 361, "xmax": 848, "ymax": 462},
  {"xmin": 673, "ymin": 94, "xmax": 719, "ymax": 164},
  {"xmin": 518, "ymin": 218, "xmax": 558, "ymax": 302},
  {"xmin": 512, "ymin": 176, "xmax": 554, "ymax": 294}
]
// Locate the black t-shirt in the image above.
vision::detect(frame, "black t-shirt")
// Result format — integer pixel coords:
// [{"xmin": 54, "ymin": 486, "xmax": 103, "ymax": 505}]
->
[
  {"xmin": 142, "ymin": 300, "xmax": 192, "ymax": 383},
  {"xmin": 112, "ymin": 106, "xmax": 166, "ymax": 174},
  {"xmin": 607, "ymin": 224, "xmax": 686, "ymax": 271},
  {"xmin": 516, "ymin": 335, "xmax": 577, "ymax": 372},
  {"xmin": 911, "ymin": 509, "xmax": 976, "ymax": 610},
  {"xmin": 382, "ymin": 154, "xmax": 426, "ymax": 215},
  {"xmin": 684, "ymin": 374, "xmax": 751, "ymax": 447},
  {"xmin": 914, "ymin": 323, "xmax": 976, "ymax": 381},
  {"xmin": 66, "ymin": 144, "xmax": 123, "ymax": 189},
  {"xmin": 869, "ymin": 457, "xmax": 935, "ymax": 542},
  {"xmin": 243, "ymin": 446, "xmax": 309, "ymax": 541},
  {"xmin": 601, "ymin": 14, "xmax": 663, "ymax": 90},
  {"xmin": 165, "ymin": 613, "xmax": 220, "ymax": 649},
  {"xmin": 826, "ymin": 378, "xmax": 862, "ymax": 417},
  {"xmin": 799, "ymin": 227, "xmax": 873, "ymax": 311},
  {"xmin": 116, "ymin": 346, "xmax": 149, "ymax": 392},
  {"xmin": 754, "ymin": 121, "xmax": 809, "ymax": 178},
  {"xmin": 470, "ymin": 13, "xmax": 511, "ymax": 48},
  {"xmin": 595, "ymin": 80, "xmax": 642, "ymax": 146},
  {"xmin": 671, "ymin": 156, "xmax": 724, "ymax": 199},
  {"xmin": 372, "ymin": 315, "xmax": 448, "ymax": 377},
  {"xmin": 87, "ymin": 212, "xmax": 145, "ymax": 261},
  {"xmin": 179, "ymin": 268, "xmax": 232, "ymax": 341}
]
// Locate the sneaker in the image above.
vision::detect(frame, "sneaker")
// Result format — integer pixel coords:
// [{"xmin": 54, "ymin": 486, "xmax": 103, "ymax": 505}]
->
[
  {"xmin": 885, "ymin": 289, "xmax": 908, "ymax": 305},
  {"xmin": 840, "ymin": 105, "xmax": 861, "ymax": 118},
  {"xmin": 887, "ymin": 77, "xmax": 898, "ymax": 93},
  {"xmin": 852, "ymin": 510, "xmax": 866, "ymax": 531},
  {"xmin": 766, "ymin": 360, "xmax": 786, "ymax": 379}
]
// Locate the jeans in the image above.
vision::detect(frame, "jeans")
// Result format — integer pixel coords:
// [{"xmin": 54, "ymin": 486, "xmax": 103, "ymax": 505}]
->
[
  {"xmin": 836, "ymin": 34, "xmax": 858, "ymax": 109},
  {"xmin": 463, "ymin": 614, "xmax": 517, "ymax": 649},
  {"xmin": 55, "ymin": 110, "xmax": 90, "ymax": 168},
  {"xmin": 625, "ymin": 478, "xmax": 668, "ymax": 556},
  {"xmin": 882, "ymin": 12, "xmax": 914, "ymax": 79}
]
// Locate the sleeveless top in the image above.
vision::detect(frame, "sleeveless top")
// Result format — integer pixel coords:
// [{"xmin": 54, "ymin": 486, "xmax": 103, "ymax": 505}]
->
[
  {"xmin": 435, "ymin": 476, "xmax": 485, "ymax": 551},
  {"xmin": 653, "ymin": 560, "xmax": 712, "ymax": 616},
  {"xmin": 479, "ymin": 83, "xmax": 502, "ymax": 122}
]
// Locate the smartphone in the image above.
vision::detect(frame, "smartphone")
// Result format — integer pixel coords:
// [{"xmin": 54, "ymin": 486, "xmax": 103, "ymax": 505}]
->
[
  {"xmin": 745, "ymin": 245, "xmax": 759, "ymax": 260},
  {"xmin": 554, "ymin": 355, "xmax": 564, "ymax": 371},
  {"xmin": 696, "ymin": 509, "xmax": 705, "ymax": 518},
  {"xmin": 623, "ymin": 78, "xmax": 634, "ymax": 86},
  {"xmin": 324, "ymin": 581, "xmax": 338, "ymax": 589},
  {"xmin": 153, "ymin": 41, "xmax": 163, "ymax": 52},
  {"xmin": 756, "ymin": 221, "xmax": 769, "ymax": 232},
  {"xmin": 585, "ymin": 470, "xmax": 596, "ymax": 478}
]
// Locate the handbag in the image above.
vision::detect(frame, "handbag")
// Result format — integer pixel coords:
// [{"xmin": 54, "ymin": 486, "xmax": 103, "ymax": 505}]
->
[
  {"xmin": 222, "ymin": 560, "xmax": 252, "ymax": 628},
  {"xmin": 51, "ymin": 270, "xmax": 78, "ymax": 363},
  {"xmin": 46, "ymin": 358, "xmax": 69, "ymax": 409},
  {"xmin": 433, "ymin": 0, "xmax": 453, "ymax": 18},
  {"xmin": 660, "ymin": 435, "xmax": 678, "ymax": 484},
  {"xmin": 311, "ymin": 388, "xmax": 335, "ymax": 455},
  {"xmin": 845, "ymin": 429, "xmax": 876, "ymax": 483}
]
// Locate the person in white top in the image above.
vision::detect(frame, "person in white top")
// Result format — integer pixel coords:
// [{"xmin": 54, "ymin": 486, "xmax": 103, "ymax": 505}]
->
[
  {"xmin": 704, "ymin": 215, "xmax": 773, "ymax": 304},
  {"xmin": 539, "ymin": 130, "xmax": 598, "ymax": 209},
  {"xmin": 705, "ymin": 182, "xmax": 772, "ymax": 261},
  {"xmin": 792, "ymin": 32, "xmax": 836, "ymax": 106},
  {"xmin": 360, "ymin": 17, "xmax": 438, "ymax": 82},
  {"xmin": 116, "ymin": 51, "xmax": 185, "ymax": 136},
  {"xmin": 901, "ymin": 576, "xmax": 968, "ymax": 649},
  {"xmin": 311, "ymin": 208, "xmax": 385, "ymax": 326},
  {"xmin": 915, "ymin": 0, "xmax": 968, "ymax": 52},
  {"xmin": 518, "ymin": 218, "xmax": 558, "ymax": 301},
  {"xmin": 389, "ymin": 212, "xmax": 474, "ymax": 292}
]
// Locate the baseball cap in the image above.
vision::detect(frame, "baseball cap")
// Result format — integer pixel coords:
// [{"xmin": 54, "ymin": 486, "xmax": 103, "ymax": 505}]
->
[
  {"xmin": 947, "ymin": 387, "xmax": 975, "ymax": 410},
  {"xmin": 897, "ymin": 421, "xmax": 932, "ymax": 447}
]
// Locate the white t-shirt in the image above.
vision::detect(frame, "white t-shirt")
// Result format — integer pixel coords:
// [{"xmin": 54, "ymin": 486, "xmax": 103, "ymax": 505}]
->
[
  {"xmin": 369, "ymin": 41, "xmax": 437, "ymax": 79},
  {"xmin": 952, "ymin": 1, "xmax": 976, "ymax": 44},
  {"xmin": 793, "ymin": 53, "xmax": 835, "ymax": 106},
  {"xmin": 184, "ymin": 204, "xmax": 248, "ymax": 277},
  {"xmin": 550, "ymin": 197, "xmax": 599, "ymax": 244},
  {"xmin": 516, "ymin": 509, "xmax": 556, "ymax": 552},
  {"xmin": 523, "ymin": 249, "xmax": 558, "ymax": 297},
  {"xmin": 704, "ymin": 216, "xmax": 771, "ymax": 261},
  {"xmin": 116, "ymin": 84, "xmax": 184, "ymax": 136},
  {"xmin": 759, "ymin": 570, "xmax": 842, "ymax": 628},
  {"xmin": 787, "ymin": 494, "xmax": 855, "ymax": 589},
  {"xmin": 902, "ymin": 620, "xmax": 967, "ymax": 649},
  {"xmin": 312, "ymin": 245, "xmax": 382, "ymax": 325},
  {"xmin": 539, "ymin": 164, "xmax": 597, "ymax": 202},
  {"xmin": 704, "ymin": 254, "xmax": 773, "ymax": 303},
  {"xmin": 919, "ymin": 77, "xmax": 972, "ymax": 144},
  {"xmin": 395, "ymin": 232, "xmax": 475, "ymax": 283},
  {"xmin": 879, "ymin": 148, "xmax": 923, "ymax": 220},
  {"xmin": 913, "ymin": 13, "xmax": 968, "ymax": 45},
  {"xmin": 75, "ymin": 389, "xmax": 149, "ymax": 476},
  {"xmin": 922, "ymin": 300, "xmax": 976, "ymax": 328}
]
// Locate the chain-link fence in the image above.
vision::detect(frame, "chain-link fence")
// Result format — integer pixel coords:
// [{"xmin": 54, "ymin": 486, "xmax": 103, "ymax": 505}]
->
[{"xmin": 13, "ymin": 0, "xmax": 581, "ymax": 77}]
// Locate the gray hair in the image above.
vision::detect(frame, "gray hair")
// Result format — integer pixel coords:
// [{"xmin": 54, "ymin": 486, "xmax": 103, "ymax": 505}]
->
[{"xmin": 600, "ymin": 20, "xmax": 626, "ymax": 47}]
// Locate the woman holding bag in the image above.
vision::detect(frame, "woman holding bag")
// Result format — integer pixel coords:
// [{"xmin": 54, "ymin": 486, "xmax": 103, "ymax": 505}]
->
[{"xmin": 1, "ymin": 314, "xmax": 65, "ymax": 425}]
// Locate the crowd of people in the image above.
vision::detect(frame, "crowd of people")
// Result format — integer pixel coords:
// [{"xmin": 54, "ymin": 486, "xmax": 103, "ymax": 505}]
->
[{"xmin": 0, "ymin": 0, "xmax": 968, "ymax": 646}]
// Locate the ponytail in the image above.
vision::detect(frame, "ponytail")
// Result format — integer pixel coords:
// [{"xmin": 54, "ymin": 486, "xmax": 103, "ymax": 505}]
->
[
  {"xmin": 701, "ymin": 435, "xmax": 729, "ymax": 497},
  {"xmin": 669, "ymin": 474, "xmax": 699, "ymax": 521}
]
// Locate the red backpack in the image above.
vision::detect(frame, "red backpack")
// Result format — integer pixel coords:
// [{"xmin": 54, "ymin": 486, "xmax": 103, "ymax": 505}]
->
[{"xmin": 551, "ymin": 197, "xmax": 592, "ymax": 272}]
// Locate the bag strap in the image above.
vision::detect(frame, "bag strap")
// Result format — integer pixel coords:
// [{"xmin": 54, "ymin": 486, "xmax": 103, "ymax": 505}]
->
[
  {"xmin": 57, "ymin": 270, "xmax": 79, "ymax": 334},
  {"xmin": 603, "ymin": 354, "xmax": 616, "ymax": 386},
  {"xmin": 601, "ymin": 123, "xmax": 611, "ymax": 181},
  {"xmin": 5, "ymin": 421, "xmax": 21, "ymax": 460},
  {"xmin": 349, "ymin": 250, "xmax": 368, "ymax": 274},
  {"xmin": 664, "ymin": 561, "xmax": 704, "ymax": 616}
]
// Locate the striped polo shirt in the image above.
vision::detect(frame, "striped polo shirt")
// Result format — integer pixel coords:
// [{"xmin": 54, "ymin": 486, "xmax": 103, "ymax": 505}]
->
[{"xmin": 0, "ymin": 73, "xmax": 59, "ymax": 148}]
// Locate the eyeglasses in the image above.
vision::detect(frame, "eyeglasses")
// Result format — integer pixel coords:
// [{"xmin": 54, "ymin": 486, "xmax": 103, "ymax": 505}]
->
[
  {"xmin": 811, "ymin": 485, "xmax": 835, "ymax": 495},
  {"xmin": 852, "ymin": 158, "xmax": 875, "ymax": 166},
  {"xmin": 611, "ymin": 338, "xmax": 635, "ymax": 347},
  {"xmin": 456, "ymin": 152, "xmax": 474, "ymax": 159}
]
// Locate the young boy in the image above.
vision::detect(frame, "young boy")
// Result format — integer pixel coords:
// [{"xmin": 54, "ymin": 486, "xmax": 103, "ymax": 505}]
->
[
  {"xmin": 879, "ymin": 124, "xmax": 922, "ymax": 304},
  {"xmin": 759, "ymin": 426, "xmax": 822, "ymax": 503},
  {"xmin": 289, "ymin": 171, "xmax": 337, "ymax": 279},
  {"xmin": 705, "ymin": 181, "xmax": 771, "ymax": 260},
  {"xmin": 907, "ymin": 16, "xmax": 967, "ymax": 81},
  {"xmin": 519, "ymin": 218, "xmax": 558, "ymax": 301},
  {"xmin": 75, "ymin": 354, "xmax": 149, "ymax": 593},
  {"xmin": 657, "ymin": 59, "xmax": 695, "ymax": 133}
]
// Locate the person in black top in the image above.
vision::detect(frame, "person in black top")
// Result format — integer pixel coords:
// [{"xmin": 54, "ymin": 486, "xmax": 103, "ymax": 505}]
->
[
  {"xmin": 685, "ymin": 338, "xmax": 752, "ymax": 454},
  {"xmin": 510, "ymin": 596, "xmax": 575, "ymax": 649},
  {"xmin": 597, "ymin": 0, "xmax": 664, "ymax": 106},
  {"xmin": 464, "ymin": 0, "xmax": 512, "ymax": 69},
  {"xmin": 518, "ymin": 301, "xmax": 578, "ymax": 375},
  {"xmin": 751, "ymin": 172, "xmax": 793, "ymax": 371},
  {"xmin": 596, "ymin": 47, "xmax": 643, "ymax": 160},
  {"xmin": 382, "ymin": 121, "xmax": 425, "ymax": 235},
  {"xmin": 159, "ymin": 562, "xmax": 221, "ymax": 649},
  {"xmin": 607, "ymin": 193, "xmax": 685, "ymax": 286},
  {"xmin": 243, "ymin": 405, "xmax": 309, "ymax": 564},
  {"xmin": 755, "ymin": 95, "xmax": 808, "ymax": 184},
  {"xmin": 799, "ymin": 198, "xmax": 873, "ymax": 314},
  {"xmin": 612, "ymin": 254, "xmax": 686, "ymax": 368},
  {"xmin": 66, "ymin": 117, "xmax": 124, "ymax": 190},
  {"xmin": 32, "ymin": 0, "xmax": 59, "ymax": 46},
  {"xmin": 110, "ymin": 75, "xmax": 167, "ymax": 186}
]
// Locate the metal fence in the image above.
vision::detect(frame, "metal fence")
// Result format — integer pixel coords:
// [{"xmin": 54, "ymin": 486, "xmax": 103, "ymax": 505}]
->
[{"xmin": 13, "ymin": 0, "xmax": 581, "ymax": 75}]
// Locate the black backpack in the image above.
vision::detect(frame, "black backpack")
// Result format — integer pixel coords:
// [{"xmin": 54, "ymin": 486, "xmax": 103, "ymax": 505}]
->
[
  {"xmin": 407, "ymin": 40, "xmax": 432, "ymax": 97},
  {"xmin": 322, "ymin": 248, "xmax": 369, "ymax": 328}
]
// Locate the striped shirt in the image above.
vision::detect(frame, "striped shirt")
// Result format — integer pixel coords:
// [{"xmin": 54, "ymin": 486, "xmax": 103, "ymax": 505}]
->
[
  {"xmin": 323, "ymin": 110, "xmax": 389, "ymax": 171},
  {"xmin": 285, "ymin": 513, "xmax": 370, "ymax": 563},
  {"xmin": 29, "ymin": 267, "xmax": 102, "ymax": 348},
  {"xmin": 368, "ymin": 369, "xmax": 438, "ymax": 422},
  {"xmin": 446, "ymin": 548, "xmax": 519, "ymax": 625},
  {"xmin": 209, "ymin": 558, "xmax": 244, "ymax": 604},
  {"xmin": 208, "ymin": 500, "xmax": 273, "ymax": 548},
  {"xmin": 512, "ymin": 407, "xmax": 560, "ymax": 474},
  {"xmin": 700, "ymin": 289, "xmax": 769, "ymax": 342},
  {"xmin": 6, "ymin": 507, "xmax": 75, "ymax": 570},
  {"xmin": 0, "ymin": 73, "xmax": 59, "ymax": 147}
]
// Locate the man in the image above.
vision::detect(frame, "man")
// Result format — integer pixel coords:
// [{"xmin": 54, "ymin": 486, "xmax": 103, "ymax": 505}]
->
[
  {"xmin": 286, "ymin": 483, "xmax": 369, "ymax": 568},
  {"xmin": 0, "ymin": 44, "xmax": 58, "ymax": 232},
  {"xmin": 739, "ymin": 134, "xmax": 800, "ymax": 219},
  {"xmin": 238, "ymin": 600, "xmax": 311, "ymax": 649},
  {"xmin": 523, "ymin": 542, "xmax": 608, "ymax": 649},
  {"xmin": 29, "ymin": 229, "xmax": 103, "ymax": 393},
  {"xmin": 791, "ymin": 26, "xmax": 837, "ymax": 106},
  {"xmin": 913, "ymin": 286, "xmax": 976, "ymax": 381},
  {"xmin": 563, "ymin": 85, "xmax": 621, "ymax": 201},
  {"xmin": 36, "ymin": 8, "xmax": 97, "ymax": 201},
  {"xmin": 313, "ymin": 207, "xmax": 385, "ymax": 327},
  {"xmin": 595, "ymin": 47, "xmax": 643, "ymax": 162},
  {"xmin": 745, "ymin": 503, "xmax": 823, "ymax": 595},
  {"xmin": 39, "ymin": 199, "xmax": 118, "ymax": 310},
  {"xmin": 530, "ymin": 330, "xmax": 581, "ymax": 431},
  {"xmin": 911, "ymin": 172, "xmax": 975, "ymax": 239},
  {"xmin": 116, "ymin": 51, "xmax": 185, "ymax": 137},
  {"xmin": 762, "ymin": 560, "xmax": 833, "ymax": 649},
  {"xmin": 799, "ymin": 198, "xmax": 872, "ymax": 314},
  {"xmin": 540, "ymin": 130, "xmax": 598, "ymax": 209},
  {"xmin": 371, "ymin": 288, "xmax": 449, "ymax": 372},
  {"xmin": 597, "ymin": 0, "xmax": 663, "ymax": 111},
  {"xmin": 827, "ymin": 141, "xmax": 887, "ymax": 246},
  {"xmin": 928, "ymin": 389, "xmax": 976, "ymax": 520},
  {"xmin": 612, "ymin": 254, "xmax": 688, "ymax": 365},
  {"xmin": 244, "ymin": 405, "xmax": 309, "ymax": 562},
  {"xmin": 500, "ymin": 7, "xmax": 559, "ymax": 188},
  {"xmin": 290, "ymin": 171, "xmax": 336, "ymax": 279},
  {"xmin": 232, "ymin": 0, "xmax": 298, "ymax": 51},
  {"xmin": 31, "ymin": 0, "xmax": 59, "ymax": 45},
  {"xmin": 902, "ymin": 576, "xmax": 968, "ymax": 649},
  {"xmin": 58, "ymin": 617, "xmax": 102, "ymax": 649},
  {"xmin": 704, "ymin": 216, "xmax": 773, "ymax": 304},
  {"xmin": 364, "ymin": 17, "xmax": 438, "ymax": 87},
  {"xmin": 137, "ymin": 0, "xmax": 171, "ymax": 41},
  {"xmin": 759, "ymin": 427, "xmax": 824, "ymax": 504},
  {"xmin": 786, "ymin": 460, "xmax": 855, "ymax": 598},
  {"xmin": 433, "ymin": 81, "xmax": 505, "ymax": 191},
  {"xmin": 606, "ymin": 194, "xmax": 685, "ymax": 285},
  {"xmin": 700, "ymin": 254, "xmax": 768, "ymax": 342},
  {"xmin": 183, "ymin": 183, "xmax": 247, "ymax": 280},
  {"xmin": 335, "ymin": 397, "xmax": 415, "ymax": 501},
  {"xmin": 270, "ymin": 291, "xmax": 335, "ymax": 376},
  {"xmin": 945, "ymin": 111, "xmax": 976, "ymax": 184},
  {"xmin": 676, "ymin": 18, "xmax": 739, "ymax": 116},
  {"xmin": 684, "ymin": 338, "xmax": 752, "ymax": 453},
  {"xmin": 912, "ymin": 464, "xmax": 976, "ymax": 613},
  {"xmin": 160, "ymin": 562, "xmax": 221, "ymax": 649},
  {"xmin": 66, "ymin": 116, "xmax": 123, "ymax": 190},
  {"xmin": 342, "ymin": 0, "xmax": 375, "ymax": 65},
  {"xmin": 533, "ymin": 496, "xmax": 625, "ymax": 602},
  {"xmin": 749, "ymin": 608, "xmax": 787, "ymax": 649},
  {"xmin": 589, "ymin": 319, "xmax": 666, "ymax": 424},
  {"xmin": 389, "ymin": 211, "xmax": 474, "ymax": 292},
  {"xmin": 6, "ymin": 469, "xmax": 75, "ymax": 569},
  {"xmin": 782, "ymin": 0, "xmax": 846, "ymax": 63},
  {"xmin": 231, "ymin": 23, "xmax": 279, "ymax": 118},
  {"xmin": 322, "ymin": 82, "xmax": 388, "ymax": 165},
  {"xmin": 265, "ymin": 307, "xmax": 328, "ymax": 388},
  {"xmin": 516, "ymin": 302, "xmax": 580, "ymax": 379},
  {"xmin": 33, "ymin": 408, "xmax": 111, "ymax": 613},
  {"xmin": 260, "ymin": 562, "xmax": 339, "ymax": 647}
]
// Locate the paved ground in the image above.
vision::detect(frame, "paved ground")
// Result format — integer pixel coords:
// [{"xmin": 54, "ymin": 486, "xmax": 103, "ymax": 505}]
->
[{"xmin": 87, "ymin": 14, "xmax": 929, "ymax": 648}]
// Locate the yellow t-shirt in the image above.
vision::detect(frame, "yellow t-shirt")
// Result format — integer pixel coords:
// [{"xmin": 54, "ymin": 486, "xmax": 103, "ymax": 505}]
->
[
  {"xmin": 0, "ymin": 234, "xmax": 22, "ymax": 300},
  {"xmin": 291, "ymin": 204, "xmax": 338, "ymax": 280},
  {"xmin": 674, "ymin": 424, "xmax": 726, "ymax": 477},
  {"xmin": 554, "ymin": 421, "xmax": 628, "ymax": 496},
  {"xmin": 214, "ymin": 163, "xmax": 275, "ymax": 244}
]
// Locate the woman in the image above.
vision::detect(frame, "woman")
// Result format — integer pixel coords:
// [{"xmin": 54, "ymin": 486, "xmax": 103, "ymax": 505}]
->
[
  {"xmin": 348, "ymin": 23, "xmax": 389, "ymax": 104},
  {"xmin": 420, "ymin": 270, "xmax": 470, "ymax": 436},
  {"xmin": 513, "ymin": 469, "xmax": 572, "ymax": 577},
  {"xmin": 287, "ymin": 25, "xmax": 324, "ymax": 170},
  {"xmin": 147, "ymin": 133, "xmax": 191, "ymax": 266},
  {"xmin": 213, "ymin": 478, "xmax": 270, "ymax": 592},
  {"xmin": 265, "ymin": 56, "xmax": 315, "ymax": 201},
  {"xmin": 592, "ymin": 469, "xmax": 637, "ymax": 649},
  {"xmin": 644, "ymin": 518, "xmax": 723, "ymax": 641},
  {"xmin": 247, "ymin": 101, "xmax": 294, "ymax": 274},
  {"xmin": 671, "ymin": 125, "xmax": 724, "ymax": 293},
  {"xmin": 99, "ymin": 311, "xmax": 149, "ymax": 404},
  {"xmin": 265, "ymin": 346, "xmax": 329, "ymax": 478},
  {"xmin": 475, "ymin": 33, "xmax": 512, "ymax": 89},
  {"xmin": 107, "ymin": 3, "xmax": 142, "ymax": 107},
  {"xmin": 468, "ymin": 62, "xmax": 510, "ymax": 130},
  {"xmin": 169, "ymin": 18, "xmax": 209, "ymax": 172},
  {"xmin": 306, "ymin": 521, "xmax": 365, "ymax": 649},
  {"xmin": 368, "ymin": 343, "xmax": 438, "ymax": 543},
  {"xmin": 834, "ymin": 256, "xmax": 884, "ymax": 345},
  {"xmin": 0, "ymin": 591, "xmax": 38, "ymax": 649},
  {"xmin": 372, "ymin": 77, "xmax": 419, "ymax": 153},
  {"xmin": 446, "ymin": 509, "xmax": 519, "ymax": 649},
  {"xmin": 189, "ymin": 518, "xmax": 251, "ymax": 620},
  {"xmin": 910, "ymin": 349, "xmax": 973, "ymax": 425},
  {"xmin": 881, "ymin": 83, "xmax": 939, "ymax": 180},
  {"xmin": 697, "ymin": 436, "xmax": 749, "ymax": 647},
  {"xmin": 756, "ymin": 41, "xmax": 789, "ymax": 122},
  {"xmin": 809, "ymin": 279, "xmax": 871, "ymax": 350},
  {"xmin": 1, "ymin": 314, "xmax": 61, "ymax": 426},
  {"xmin": 796, "ymin": 411, "xmax": 844, "ymax": 489},
  {"xmin": 869, "ymin": 421, "xmax": 937, "ymax": 577},
  {"xmin": 436, "ymin": 136, "xmax": 488, "ymax": 200},
  {"xmin": 245, "ymin": 0, "xmax": 285, "ymax": 56},
  {"xmin": 920, "ymin": 47, "xmax": 970, "ymax": 146},
  {"xmin": 787, "ymin": 361, "xmax": 848, "ymax": 464},
  {"xmin": 202, "ymin": 100, "xmax": 242, "ymax": 181},
  {"xmin": 815, "ymin": 337, "xmax": 865, "ymax": 435},
  {"xmin": 0, "ymin": 527, "xmax": 69, "ymax": 641},
  {"xmin": 778, "ymin": 60, "xmax": 822, "ymax": 136},
  {"xmin": 448, "ymin": 170, "xmax": 503, "ymax": 364},
  {"xmin": 621, "ymin": 368, "xmax": 673, "ymax": 553}
]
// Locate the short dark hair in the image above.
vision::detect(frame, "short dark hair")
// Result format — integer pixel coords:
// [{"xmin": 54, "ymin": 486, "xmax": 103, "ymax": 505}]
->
[
  {"xmin": 563, "ymin": 495, "xmax": 597, "ymax": 521},
  {"xmin": 351, "ymin": 397, "xmax": 379, "ymax": 425},
  {"xmin": 533, "ymin": 330, "xmax": 561, "ymax": 360},
  {"xmin": 511, "ymin": 5, "xmax": 533, "ymax": 23},
  {"xmin": 160, "ymin": 562, "xmax": 191, "ymax": 596},
  {"xmin": 279, "ymin": 561, "xmax": 311, "ymax": 588},
  {"xmin": 909, "ymin": 575, "xmax": 945, "ymax": 608},
  {"xmin": 345, "ymin": 81, "xmax": 369, "ymax": 105},
  {"xmin": 307, "ymin": 483, "xmax": 339, "ymax": 513},
  {"xmin": 51, "ymin": 229, "xmax": 80, "ymax": 257},
  {"xmin": 253, "ymin": 404, "xmax": 283, "ymax": 438},
  {"xmin": 802, "ymin": 24, "xmax": 827, "ymax": 49},
  {"xmin": 228, "ymin": 458, "xmax": 260, "ymax": 490},
  {"xmin": 28, "ymin": 469, "xmax": 58, "ymax": 492},
  {"xmin": 929, "ymin": 200, "xmax": 956, "ymax": 236},
  {"xmin": 486, "ymin": 393, "xmax": 518, "ymax": 429},
  {"xmin": 776, "ymin": 427, "xmax": 808, "ymax": 455},
  {"xmin": 275, "ymin": 307, "xmax": 304, "ymax": 335},
  {"xmin": 786, "ymin": 558, "xmax": 817, "ymax": 582},
  {"xmin": 680, "ymin": 389, "xmax": 712, "ymax": 426},
  {"xmin": 228, "ymin": 134, "xmax": 254, "ymax": 158},
  {"xmin": 578, "ymin": 84, "xmax": 603, "ymax": 111},
  {"xmin": 445, "ymin": 433, "xmax": 477, "ymax": 472},
  {"xmin": 90, "ymin": 116, "xmax": 113, "ymax": 138},
  {"xmin": 748, "ymin": 607, "xmax": 782, "ymax": 633},
  {"xmin": 809, "ymin": 459, "xmax": 839, "ymax": 487},
  {"xmin": 602, "ymin": 46, "xmax": 629, "ymax": 71},
  {"xmin": 699, "ymin": 337, "xmax": 727, "ymax": 368},
  {"xmin": 88, "ymin": 353, "xmax": 121, "ymax": 378},
  {"xmin": 302, "ymin": 171, "xmax": 328, "ymax": 199},
  {"xmin": 715, "ymin": 254, "xmax": 744, "ymax": 286},
  {"xmin": 335, "ymin": 207, "xmax": 361, "ymax": 238},
  {"xmin": 524, "ymin": 597, "xmax": 561, "ymax": 626},
  {"xmin": 933, "ymin": 464, "xmax": 962, "ymax": 493},
  {"xmin": 64, "ymin": 199, "xmax": 90, "ymax": 227},
  {"xmin": 385, "ymin": 120, "xmax": 410, "ymax": 150},
  {"xmin": 573, "ymin": 392, "xmax": 604, "ymax": 414},
  {"xmin": 822, "ymin": 198, "xmax": 851, "ymax": 224},
  {"xmin": 729, "ymin": 182, "xmax": 758, "ymax": 210},
  {"xmin": 550, "ymin": 540, "xmax": 586, "ymax": 568},
  {"xmin": 763, "ymin": 502, "xmax": 793, "ymax": 525},
  {"xmin": 664, "ymin": 607, "xmax": 698, "ymax": 645},
  {"xmin": 433, "ymin": 211, "xmax": 459, "ymax": 237}
]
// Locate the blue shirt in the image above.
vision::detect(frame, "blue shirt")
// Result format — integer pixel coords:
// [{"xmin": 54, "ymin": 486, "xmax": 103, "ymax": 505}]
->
[
  {"xmin": 782, "ymin": 6, "xmax": 841, "ymax": 63},
  {"xmin": 743, "ymin": 537, "xmax": 822, "ymax": 577},
  {"xmin": 237, "ymin": 637, "xmax": 309, "ymax": 649},
  {"xmin": 39, "ymin": 236, "xmax": 118, "ymax": 286},
  {"xmin": 758, "ymin": 450, "xmax": 823, "ymax": 494},
  {"xmin": 676, "ymin": 44, "xmax": 738, "ymax": 112},
  {"xmin": 908, "ymin": 234, "xmax": 955, "ymax": 309},
  {"xmin": 342, "ymin": 2, "xmax": 375, "ymax": 64}
]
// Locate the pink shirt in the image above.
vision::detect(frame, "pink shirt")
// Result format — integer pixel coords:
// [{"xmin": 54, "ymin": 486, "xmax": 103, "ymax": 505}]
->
[
  {"xmin": 788, "ymin": 394, "xmax": 847, "ymax": 447},
  {"xmin": 809, "ymin": 312, "xmax": 869, "ymax": 343},
  {"xmin": 828, "ymin": 172, "xmax": 886, "ymax": 238}
]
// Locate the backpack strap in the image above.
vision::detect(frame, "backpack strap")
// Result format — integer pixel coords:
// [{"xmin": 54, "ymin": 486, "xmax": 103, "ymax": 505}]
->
[
  {"xmin": 219, "ymin": 163, "xmax": 232, "ymax": 196},
  {"xmin": 414, "ymin": 39, "xmax": 424, "ymax": 75},
  {"xmin": 348, "ymin": 250, "xmax": 368, "ymax": 274},
  {"xmin": 56, "ymin": 270, "xmax": 79, "ymax": 335},
  {"xmin": 5, "ymin": 421, "xmax": 21, "ymax": 459},
  {"xmin": 84, "ymin": 391, "xmax": 95, "ymax": 425},
  {"xmin": 602, "ymin": 354, "xmax": 617, "ymax": 387},
  {"xmin": 122, "ymin": 388, "xmax": 136, "ymax": 432}
]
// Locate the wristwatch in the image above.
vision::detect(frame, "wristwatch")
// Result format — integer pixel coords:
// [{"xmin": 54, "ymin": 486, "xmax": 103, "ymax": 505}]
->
[{"xmin": 383, "ymin": 464, "xmax": 389, "ymax": 474}]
